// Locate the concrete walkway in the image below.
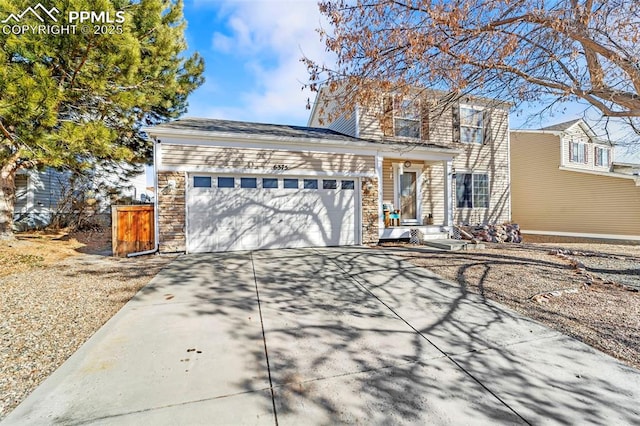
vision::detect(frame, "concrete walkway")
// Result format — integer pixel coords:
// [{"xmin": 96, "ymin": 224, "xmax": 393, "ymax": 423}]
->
[{"xmin": 3, "ymin": 247, "xmax": 640, "ymax": 425}]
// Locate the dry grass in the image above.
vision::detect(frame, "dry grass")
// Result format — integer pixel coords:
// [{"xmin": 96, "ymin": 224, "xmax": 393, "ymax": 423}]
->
[
  {"xmin": 0, "ymin": 229, "xmax": 112, "ymax": 277},
  {"xmin": 0, "ymin": 230, "xmax": 176, "ymax": 419},
  {"xmin": 384, "ymin": 242, "xmax": 640, "ymax": 370}
]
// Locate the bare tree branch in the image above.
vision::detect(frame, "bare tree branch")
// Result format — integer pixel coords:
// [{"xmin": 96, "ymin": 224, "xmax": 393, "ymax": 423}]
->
[{"xmin": 306, "ymin": 0, "xmax": 640, "ymax": 137}]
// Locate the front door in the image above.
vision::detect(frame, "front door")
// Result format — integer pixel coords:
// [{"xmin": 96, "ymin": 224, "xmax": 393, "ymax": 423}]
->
[{"xmin": 399, "ymin": 170, "xmax": 418, "ymax": 223}]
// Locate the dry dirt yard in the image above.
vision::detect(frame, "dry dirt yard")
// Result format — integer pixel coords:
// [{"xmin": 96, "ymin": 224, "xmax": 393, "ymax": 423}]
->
[
  {"xmin": 0, "ymin": 230, "xmax": 176, "ymax": 420},
  {"xmin": 382, "ymin": 241, "xmax": 640, "ymax": 371}
]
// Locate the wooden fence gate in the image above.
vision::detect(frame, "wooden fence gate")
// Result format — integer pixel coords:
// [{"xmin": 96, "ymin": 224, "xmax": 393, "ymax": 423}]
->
[{"xmin": 111, "ymin": 205, "xmax": 155, "ymax": 257}]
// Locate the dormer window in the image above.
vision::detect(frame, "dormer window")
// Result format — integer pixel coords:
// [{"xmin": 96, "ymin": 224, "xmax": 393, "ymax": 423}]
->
[
  {"xmin": 394, "ymin": 99, "xmax": 421, "ymax": 138},
  {"xmin": 595, "ymin": 146, "xmax": 610, "ymax": 167},
  {"xmin": 569, "ymin": 141, "xmax": 587, "ymax": 163}
]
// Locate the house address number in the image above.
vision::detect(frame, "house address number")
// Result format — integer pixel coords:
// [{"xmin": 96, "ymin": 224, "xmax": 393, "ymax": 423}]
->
[{"xmin": 272, "ymin": 164, "xmax": 289, "ymax": 170}]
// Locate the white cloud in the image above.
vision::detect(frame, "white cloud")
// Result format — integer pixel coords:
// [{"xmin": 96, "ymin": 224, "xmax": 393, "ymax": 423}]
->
[{"xmin": 198, "ymin": 0, "xmax": 334, "ymax": 125}]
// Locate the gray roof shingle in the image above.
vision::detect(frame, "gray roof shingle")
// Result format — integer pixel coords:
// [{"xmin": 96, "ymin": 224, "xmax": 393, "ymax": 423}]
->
[
  {"xmin": 148, "ymin": 117, "xmax": 455, "ymax": 151},
  {"xmin": 540, "ymin": 119, "xmax": 583, "ymax": 132},
  {"xmin": 151, "ymin": 118, "xmax": 362, "ymax": 142}
]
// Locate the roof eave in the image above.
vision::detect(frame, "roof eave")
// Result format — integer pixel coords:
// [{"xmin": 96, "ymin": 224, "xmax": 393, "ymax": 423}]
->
[{"xmin": 144, "ymin": 127, "xmax": 460, "ymax": 156}]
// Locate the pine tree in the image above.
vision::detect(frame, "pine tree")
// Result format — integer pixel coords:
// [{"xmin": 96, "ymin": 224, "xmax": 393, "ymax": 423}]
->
[{"xmin": 0, "ymin": 0, "xmax": 204, "ymax": 237}]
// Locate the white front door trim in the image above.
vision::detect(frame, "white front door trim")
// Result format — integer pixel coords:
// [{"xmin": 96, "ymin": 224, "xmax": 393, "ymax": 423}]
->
[{"xmin": 392, "ymin": 163, "xmax": 422, "ymax": 225}]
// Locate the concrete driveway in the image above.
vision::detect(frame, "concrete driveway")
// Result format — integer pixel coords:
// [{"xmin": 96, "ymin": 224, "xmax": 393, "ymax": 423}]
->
[{"xmin": 3, "ymin": 247, "xmax": 640, "ymax": 425}]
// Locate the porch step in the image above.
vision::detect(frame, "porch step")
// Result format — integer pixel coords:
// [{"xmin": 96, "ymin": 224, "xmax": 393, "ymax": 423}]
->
[
  {"xmin": 380, "ymin": 226, "xmax": 449, "ymax": 240},
  {"xmin": 422, "ymin": 239, "xmax": 485, "ymax": 251},
  {"xmin": 420, "ymin": 232, "xmax": 451, "ymax": 241}
]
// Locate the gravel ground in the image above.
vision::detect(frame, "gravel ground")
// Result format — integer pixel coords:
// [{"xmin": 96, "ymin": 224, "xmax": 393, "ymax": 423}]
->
[
  {"xmin": 0, "ymin": 250, "xmax": 176, "ymax": 419},
  {"xmin": 383, "ymin": 242, "xmax": 640, "ymax": 370},
  {"xmin": 2, "ymin": 236, "xmax": 638, "ymax": 419}
]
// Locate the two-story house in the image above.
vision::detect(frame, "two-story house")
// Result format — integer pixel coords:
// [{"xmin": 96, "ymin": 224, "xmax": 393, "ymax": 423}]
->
[
  {"xmin": 146, "ymin": 89, "xmax": 511, "ymax": 253},
  {"xmin": 309, "ymin": 88, "xmax": 511, "ymax": 238},
  {"xmin": 511, "ymin": 119, "xmax": 640, "ymax": 241}
]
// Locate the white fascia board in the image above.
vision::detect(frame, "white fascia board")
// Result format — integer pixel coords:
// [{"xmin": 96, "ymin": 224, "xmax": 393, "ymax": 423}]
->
[
  {"xmin": 160, "ymin": 165, "xmax": 377, "ymax": 178},
  {"xmin": 522, "ymin": 229, "xmax": 640, "ymax": 241},
  {"xmin": 150, "ymin": 132, "xmax": 460, "ymax": 160},
  {"xmin": 613, "ymin": 161, "xmax": 640, "ymax": 167},
  {"xmin": 377, "ymin": 148, "xmax": 460, "ymax": 161},
  {"xmin": 155, "ymin": 134, "xmax": 380, "ymax": 157},
  {"xmin": 558, "ymin": 166, "xmax": 639, "ymax": 183},
  {"xmin": 146, "ymin": 127, "xmax": 374, "ymax": 150},
  {"xmin": 576, "ymin": 121, "xmax": 598, "ymax": 139}
]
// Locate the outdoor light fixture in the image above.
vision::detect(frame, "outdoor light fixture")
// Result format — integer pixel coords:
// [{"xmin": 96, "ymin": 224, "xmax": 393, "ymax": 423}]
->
[{"xmin": 161, "ymin": 179, "xmax": 177, "ymax": 195}]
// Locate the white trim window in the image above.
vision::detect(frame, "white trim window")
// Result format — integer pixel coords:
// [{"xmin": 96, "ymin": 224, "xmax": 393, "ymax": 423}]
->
[
  {"xmin": 595, "ymin": 146, "xmax": 610, "ymax": 167},
  {"xmin": 569, "ymin": 141, "xmax": 587, "ymax": 163},
  {"xmin": 460, "ymin": 106, "xmax": 484, "ymax": 144},
  {"xmin": 456, "ymin": 173, "xmax": 489, "ymax": 208},
  {"xmin": 394, "ymin": 98, "xmax": 421, "ymax": 139}
]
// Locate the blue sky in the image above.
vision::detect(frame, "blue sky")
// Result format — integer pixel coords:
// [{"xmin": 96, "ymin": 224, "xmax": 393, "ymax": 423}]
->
[
  {"xmin": 182, "ymin": 0, "xmax": 328, "ymax": 126},
  {"xmin": 179, "ymin": 1, "xmax": 639, "ymax": 162}
]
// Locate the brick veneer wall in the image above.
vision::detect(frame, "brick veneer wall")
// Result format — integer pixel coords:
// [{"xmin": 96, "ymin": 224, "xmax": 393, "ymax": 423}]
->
[
  {"xmin": 157, "ymin": 171, "xmax": 186, "ymax": 252},
  {"xmin": 361, "ymin": 177, "xmax": 379, "ymax": 244}
]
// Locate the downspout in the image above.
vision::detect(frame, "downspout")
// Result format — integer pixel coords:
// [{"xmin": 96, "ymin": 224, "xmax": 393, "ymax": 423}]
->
[{"xmin": 127, "ymin": 138, "xmax": 160, "ymax": 258}]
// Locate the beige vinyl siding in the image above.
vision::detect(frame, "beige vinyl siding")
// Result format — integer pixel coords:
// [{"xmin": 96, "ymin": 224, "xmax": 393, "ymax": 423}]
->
[
  {"xmin": 511, "ymin": 132, "xmax": 640, "ymax": 236},
  {"xmin": 161, "ymin": 144, "xmax": 375, "ymax": 174},
  {"xmin": 381, "ymin": 158, "xmax": 395, "ymax": 202},
  {"xmin": 453, "ymin": 107, "xmax": 511, "ymax": 225},
  {"xmin": 376, "ymin": 104, "xmax": 511, "ymax": 224},
  {"xmin": 359, "ymin": 97, "xmax": 386, "ymax": 140},
  {"xmin": 422, "ymin": 161, "xmax": 445, "ymax": 225},
  {"xmin": 358, "ymin": 96, "xmax": 454, "ymax": 146}
]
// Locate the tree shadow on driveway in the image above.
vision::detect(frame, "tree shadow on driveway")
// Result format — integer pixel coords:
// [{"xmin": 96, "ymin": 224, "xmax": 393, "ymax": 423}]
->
[{"xmin": 244, "ymin": 247, "xmax": 640, "ymax": 425}]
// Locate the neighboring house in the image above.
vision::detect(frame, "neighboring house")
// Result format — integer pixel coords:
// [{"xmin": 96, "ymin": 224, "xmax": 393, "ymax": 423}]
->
[
  {"xmin": 510, "ymin": 119, "xmax": 640, "ymax": 240},
  {"xmin": 14, "ymin": 166, "xmax": 148, "ymax": 230},
  {"xmin": 14, "ymin": 168, "xmax": 68, "ymax": 229},
  {"xmin": 147, "ymin": 89, "xmax": 511, "ymax": 253}
]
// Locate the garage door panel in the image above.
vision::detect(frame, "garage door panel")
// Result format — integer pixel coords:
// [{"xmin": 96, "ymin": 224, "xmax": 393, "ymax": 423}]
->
[{"xmin": 187, "ymin": 175, "xmax": 357, "ymax": 253}]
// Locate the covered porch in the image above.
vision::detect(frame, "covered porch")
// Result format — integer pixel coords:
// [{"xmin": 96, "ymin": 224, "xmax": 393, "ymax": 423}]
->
[{"xmin": 376, "ymin": 151, "xmax": 457, "ymax": 241}]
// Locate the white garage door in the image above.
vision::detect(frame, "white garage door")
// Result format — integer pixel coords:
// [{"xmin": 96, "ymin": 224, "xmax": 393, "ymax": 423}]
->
[{"xmin": 186, "ymin": 174, "xmax": 358, "ymax": 253}]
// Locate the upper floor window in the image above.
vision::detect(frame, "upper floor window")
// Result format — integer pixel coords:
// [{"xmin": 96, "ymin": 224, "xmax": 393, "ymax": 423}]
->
[
  {"xmin": 394, "ymin": 99, "xmax": 421, "ymax": 139},
  {"xmin": 595, "ymin": 146, "xmax": 610, "ymax": 167},
  {"xmin": 460, "ymin": 106, "xmax": 484, "ymax": 144},
  {"xmin": 382, "ymin": 95, "xmax": 426, "ymax": 140},
  {"xmin": 569, "ymin": 141, "xmax": 587, "ymax": 163}
]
